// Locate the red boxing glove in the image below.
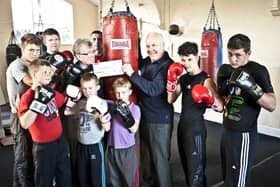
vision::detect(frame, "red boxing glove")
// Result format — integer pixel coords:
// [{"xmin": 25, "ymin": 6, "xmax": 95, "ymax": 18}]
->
[
  {"xmin": 192, "ymin": 84, "xmax": 214, "ymax": 106},
  {"xmin": 62, "ymin": 50, "xmax": 74, "ymax": 64},
  {"xmin": 166, "ymin": 62, "xmax": 184, "ymax": 92}
]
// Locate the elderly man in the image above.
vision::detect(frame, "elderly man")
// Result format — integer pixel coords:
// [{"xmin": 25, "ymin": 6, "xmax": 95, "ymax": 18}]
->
[{"xmin": 123, "ymin": 32, "xmax": 174, "ymax": 187}]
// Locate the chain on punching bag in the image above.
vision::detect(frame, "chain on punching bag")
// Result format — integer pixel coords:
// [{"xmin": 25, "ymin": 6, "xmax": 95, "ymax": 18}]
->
[
  {"xmin": 102, "ymin": 0, "xmax": 139, "ymax": 103},
  {"xmin": 200, "ymin": 0, "xmax": 222, "ymax": 83}
]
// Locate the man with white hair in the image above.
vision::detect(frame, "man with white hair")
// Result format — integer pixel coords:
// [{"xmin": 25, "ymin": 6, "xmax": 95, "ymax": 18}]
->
[{"xmin": 123, "ymin": 32, "xmax": 174, "ymax": 187}]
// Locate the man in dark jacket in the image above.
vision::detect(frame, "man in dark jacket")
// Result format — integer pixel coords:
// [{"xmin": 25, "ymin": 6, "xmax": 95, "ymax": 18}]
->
[{"xmin": 123, "ymin": 32, "xmax": 174, "ymax": 187}]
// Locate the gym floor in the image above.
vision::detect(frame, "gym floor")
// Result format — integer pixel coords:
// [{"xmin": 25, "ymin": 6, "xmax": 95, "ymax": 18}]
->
[{"xmin": 1, "ymin": 104, "xmax": 280, "ymax": 187}]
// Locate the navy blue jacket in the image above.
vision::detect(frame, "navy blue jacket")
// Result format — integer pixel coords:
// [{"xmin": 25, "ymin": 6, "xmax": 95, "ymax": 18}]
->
[{"xmin": 130, "ymin": 52, "xmax": 174, "ymax": 124}]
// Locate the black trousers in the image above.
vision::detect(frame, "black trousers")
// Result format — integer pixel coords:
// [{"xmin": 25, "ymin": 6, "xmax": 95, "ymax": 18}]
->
[
  {"xmin": 11, "ymin": 113, "xmax": 34, "ymax": 187},
  {"xmin": 33, "ymin": 136, "xmax": 71, "ymax": 187}
]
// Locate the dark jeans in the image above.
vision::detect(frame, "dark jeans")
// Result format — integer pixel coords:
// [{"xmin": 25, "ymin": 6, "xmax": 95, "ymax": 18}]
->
[{"xmin": 140, "ymin": 123, "xmax": 172, "ymax": 187}]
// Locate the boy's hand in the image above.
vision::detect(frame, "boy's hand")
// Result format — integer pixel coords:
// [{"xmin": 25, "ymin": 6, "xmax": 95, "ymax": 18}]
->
[
  {"xmin": 113, "ymin": 100, "xmax": 135, "ymax": 128},
  {"xmin": 29, "ymin": 86, "xmax": 55, "ymax": 114}
]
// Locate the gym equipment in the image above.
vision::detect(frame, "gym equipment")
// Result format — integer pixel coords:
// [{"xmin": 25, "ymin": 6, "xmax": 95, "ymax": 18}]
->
[
  {"xmin": 200, "ymin": 0, "xmax": 222, "ymax": 84},
  {"xmin": 6, "ymin": 30, "xmax": 21, "ymax": 66},
  {"xmin": 102, "ymin": 0, "xmax": 138, "ymax": 103}
]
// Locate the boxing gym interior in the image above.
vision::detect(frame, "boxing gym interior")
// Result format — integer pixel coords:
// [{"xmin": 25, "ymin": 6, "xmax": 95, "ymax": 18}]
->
[{"xmin": 0, "ymin": 0, "xmax": 280, "ymax": 186}]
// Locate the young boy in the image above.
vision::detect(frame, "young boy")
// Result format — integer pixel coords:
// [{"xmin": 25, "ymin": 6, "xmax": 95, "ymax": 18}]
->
[
  {"xmin": 107, "ymin": 77, "xmax": 141, "ymax": 187},
  {"xmin": 167, "ymin": 41, "xmax": 223, "ymax": 187},
  {"xmin": 64, "ymin": 72, "xmax": 110, "ymax": 187},
  {"xmin": 18, "ymin": 59, "xmax": 71, "ymax": 187}
]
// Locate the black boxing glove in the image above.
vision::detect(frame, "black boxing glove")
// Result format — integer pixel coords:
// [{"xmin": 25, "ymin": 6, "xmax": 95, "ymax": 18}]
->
[
  {"xmin": 229, "ymin": 69, "xmax": 264, "ymax": 101},
  {"xmin": 29, "ymin": 86, "xmax": 55, "ymax": 114},
  {"xmin": 113, "ymin": 100, "xmax": 135, "ymax": 128},
  {"xmin": 217, "ymin": 64, "xmax": 233, "ymax": 96}
]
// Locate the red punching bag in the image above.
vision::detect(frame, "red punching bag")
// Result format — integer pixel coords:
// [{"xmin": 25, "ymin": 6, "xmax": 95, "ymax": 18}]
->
[
  {"xmin": 102, "ymin": 1, "xmax": 138, "ymax": 103},
  {"xmin": 200, "ymin": 0, "xmax": 222, "ymax": 84}
]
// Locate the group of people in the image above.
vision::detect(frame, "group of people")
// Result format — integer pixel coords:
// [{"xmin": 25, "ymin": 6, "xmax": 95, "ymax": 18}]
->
[{"xmin": 5, "ymin": 26, "xmax": 276, "ymax": 187}]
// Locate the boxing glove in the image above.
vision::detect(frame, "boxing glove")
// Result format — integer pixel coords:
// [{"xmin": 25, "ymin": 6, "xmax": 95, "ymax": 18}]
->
[
  {"xmin": 229, "ymin": 69, "xmax": 264, "ymax": 101},
  {"xmin": 113, "ymin": 100, "xmax": 135, "ymax": 128},
  {"xmin": 47, "ymin": 52, "xmax": 67, "ymax": 71},
  {"xmin": 166, "ymin": 62, "xmax": 184, "ymax": 92},
  {"xmin": 29, "ymin": 86, "xmax": 55, "ymax": 114},
  {"xmin": 65, "ymin": 84, "xmax": 82, "ymax": 108},
  {"xmin": 86, "ymin": 95, "xmax": 111, "ymax": 124},
  {"xmin": 217, "ymin": 64, "xmax": 233, "ymax": 96},
  {"xmin": 62, "ymin": 50, "xmax": 74, "ymax": 64},
  {"xmin": 64, "ymin": 64, "xmax": 83, "ymax": 84},
  {"xmin": 192, "ymin": 84, "xmax": 214, "ymax": 106}
]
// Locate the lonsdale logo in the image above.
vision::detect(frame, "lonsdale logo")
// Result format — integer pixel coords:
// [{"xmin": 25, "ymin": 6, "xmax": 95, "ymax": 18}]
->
[{"xmin": 111, "ymin": 39, "xmax": 131, "ymax": 50}]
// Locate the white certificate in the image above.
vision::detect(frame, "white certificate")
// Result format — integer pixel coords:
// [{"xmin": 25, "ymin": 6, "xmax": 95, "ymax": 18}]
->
[{"xmin": 93, "ymin": 59, "xmax": 124, "ymax": 78}]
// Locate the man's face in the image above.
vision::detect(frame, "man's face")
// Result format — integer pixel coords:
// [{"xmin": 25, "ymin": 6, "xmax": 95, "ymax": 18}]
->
[
  {"xmin": 76, "ymin": 44, "xmax": 95, "ymax": 65},
  {"xmin": 43, "ymin": 34, "xmax": 61, "ymax": 54},
  {"xmin": 21, "ymin": 43, "xmax": 41, "ymax": 62},
  {"xmin": 81, "ymin": 79, "xmax": 99, "ymax": 98},
  {"xmin": 227, "ymin": 48, "xmax": 250, "ymax": 68},
  {"xmin": 91, "ymin": 33, "xmax": 102, "ymax": 55},
  {"xmin": 145, "ymin": 35, "xmax": 164, "ymax": 62}
]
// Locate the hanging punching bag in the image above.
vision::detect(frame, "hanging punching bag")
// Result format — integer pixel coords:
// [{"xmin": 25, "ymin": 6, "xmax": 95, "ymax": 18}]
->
[
  {"xmin": 6, "ymin": 30, "xmax": 21, "ymax": 66},
  {"xmin": 102, "ymin": 1, "xmax": 138, "ymax": 103},
  {"xmin": 200, "ymin": 0, "xmax": 222, "ymax": 83}
]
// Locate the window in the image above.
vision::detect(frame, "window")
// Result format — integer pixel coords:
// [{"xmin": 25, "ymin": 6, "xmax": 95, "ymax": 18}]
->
[{"xmin": 11, "ymin": 0, "xmax": 74, "ymax": 44}]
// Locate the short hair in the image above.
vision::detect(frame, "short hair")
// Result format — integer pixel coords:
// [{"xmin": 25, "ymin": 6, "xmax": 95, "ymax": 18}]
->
[
  {"xmin": 28, "ymin": 59, "xmax": 51, "ymax": 75},
  {"xmin": 43, "ymin": 28, "xmax": 60, "ymax": 38},
  {"xmin": 227, "ymin": 34, "xmax": 251, "ymax": 53},
  {"xmin": 90, "ymin": 30, "xmax": 102, "ymax": 36},
  {"xmin": 112, "ymin": 77, "xmax": 132, "ymax": 90},
  {"xmin": 146, "ymin": 32, "xmax": 165, "ymax": 46},
  {"xmin": 72, "ymin": 38, "xmax": 93, "ymax": 56},
  {"xmin": 21, "ymin": 33, "xmax": 42, "ymax": 47},
  {"xmin": 80, "ymin": 72, "xmax": 99, "ymax": 85},
  {"xmin": 178, "ymin": 41, "xmax": 198, "ymax": 56}
]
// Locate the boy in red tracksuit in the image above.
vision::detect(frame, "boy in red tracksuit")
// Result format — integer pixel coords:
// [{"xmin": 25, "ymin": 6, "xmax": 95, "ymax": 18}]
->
[
  {"xmin": 18, "ymin": 59, "xmax": 71, "ymax": 187},
  {"xmin": 167, "ymin": 41, "xmax": 223, "ymax": 187}
]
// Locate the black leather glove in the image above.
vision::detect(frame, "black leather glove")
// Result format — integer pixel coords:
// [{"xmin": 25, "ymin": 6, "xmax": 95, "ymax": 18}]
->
[
  {"xmin": 229, "ymin": 69, "xmax": 264, "ymax": 101},
  {"xmin": 113, "ymin": 100, "xmax": 135, "ymax": 128}
]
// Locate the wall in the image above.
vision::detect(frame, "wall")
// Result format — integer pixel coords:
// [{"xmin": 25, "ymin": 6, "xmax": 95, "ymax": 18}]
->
[
  {"xmin": 0, "ymin": 0, "xmax": 99, "ymax": 103},
  {"xmin": 166, "ymin": 0, "xmax": 280, "ymax": 134}
]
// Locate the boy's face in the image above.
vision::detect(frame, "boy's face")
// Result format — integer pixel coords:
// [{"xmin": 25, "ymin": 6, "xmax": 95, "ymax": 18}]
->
[
  {"xmin": 114, "ymin": 86, "xmax": 132, "ymax": 103},
  {"xmin": 21, "ymin": 43, "xmax": 41, "ymax": 63},
  {"xmin": 44, "ymin": 34, "xmax": 61, "ymax": 54},
  {"xmin": 91, "ymin": 33, "xmax": 102, "ymax": 55},
  {"xmin": 32, "ymin": 65, "xmax": 53, "ymax": 86},
  {"xmin": 179, "ymin": 54, "xmax": 199, "ymax": 74},
  {"xmin": 227, "ymin": 48, "xmax": 250, "ymax": 69},
  {"xmin": 80, "ymin": 79, "xmax": 100, "ymax": 98}
]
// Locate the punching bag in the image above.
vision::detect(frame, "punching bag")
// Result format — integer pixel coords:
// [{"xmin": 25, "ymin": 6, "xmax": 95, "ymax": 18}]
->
[
  {"xmin": 6, "ymin": 30, "xmax": 21, "ymax": 66},
  {"xmin": 200, "ymin": 0, "xmax": 222, "ymax": 83},
  {"xmin": 102, "ymin": 1, "xmax": 138, "ymax": 103}
]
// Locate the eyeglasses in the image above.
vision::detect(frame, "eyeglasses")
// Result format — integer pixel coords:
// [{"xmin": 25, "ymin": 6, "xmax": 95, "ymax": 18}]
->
[{"xmin": 78, "ymin": 52, "xmax": 95, "ymax": 56}]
